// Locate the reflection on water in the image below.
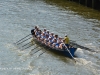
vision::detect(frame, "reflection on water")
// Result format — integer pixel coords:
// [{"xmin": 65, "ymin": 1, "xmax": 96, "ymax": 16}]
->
[{"xmin": 44, "ymin": 0, "xmax": 100, "ymax": 20}]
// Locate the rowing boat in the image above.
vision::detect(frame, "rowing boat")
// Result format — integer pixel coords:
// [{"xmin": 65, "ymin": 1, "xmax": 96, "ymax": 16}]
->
[{"xmin": 32, "ymin": 36, "xmax": 77, "ymax": 58}]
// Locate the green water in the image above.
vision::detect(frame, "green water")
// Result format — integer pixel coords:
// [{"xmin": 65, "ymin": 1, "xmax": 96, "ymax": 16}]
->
[{"xmin": 44, "ymin": 0, "xmax": 100, "ymax": 21}]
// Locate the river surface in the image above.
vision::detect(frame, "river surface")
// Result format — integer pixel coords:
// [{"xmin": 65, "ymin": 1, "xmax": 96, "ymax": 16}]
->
[{"xmin": 0, "ymin": 0, "xmax": 100, "ymax": 75}]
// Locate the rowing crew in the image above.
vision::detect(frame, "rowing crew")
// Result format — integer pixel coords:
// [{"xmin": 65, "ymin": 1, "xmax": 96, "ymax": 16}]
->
[{"xmin": 31, "ymin": 26, "xmax": 70, "ymax": 49}]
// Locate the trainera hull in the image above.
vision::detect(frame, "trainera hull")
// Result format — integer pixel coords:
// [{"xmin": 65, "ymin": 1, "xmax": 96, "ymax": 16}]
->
[{"xmin": 33, "ymin": 37, "xmax": 77, "ymax": 58}]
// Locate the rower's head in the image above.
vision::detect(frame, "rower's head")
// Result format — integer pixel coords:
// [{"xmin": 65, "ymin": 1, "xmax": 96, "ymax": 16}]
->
[
  {"xmin": 50, "ymin": 32, "xmax": 54, "ymax": 35},
  {"xmin": 44, "ymin": 28, "xmax": 46, "ymax": 31},
  {"xmin": 59, "ymin": 37, "xmax": 62, "ymax": 40},
  {"xmin": 55, "ymin": 35, "xmax": 58, "ymax": 38},
  {"xmin": 35, "ymin": 26, "xmax": 38, "ymax": 29},
  {"xmin": 46, "ymin": 34, "xmax": 49, "ymax": 38},
  {"xmin": 53, "ymin": 39, "xmax": 57, "ymax": 42},
  {"xmin": 47, "ymin": 30, "xmax": 49, "ymax": 33},
  {"xmin": 65, "ymin": 35, "xmax": 67, "ymax": 37}
]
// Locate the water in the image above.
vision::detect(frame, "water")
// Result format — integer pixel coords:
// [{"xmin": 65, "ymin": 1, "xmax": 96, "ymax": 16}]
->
[{"xmin": 0, "ymin": 0, "xmax": 100, "ymax": 75}]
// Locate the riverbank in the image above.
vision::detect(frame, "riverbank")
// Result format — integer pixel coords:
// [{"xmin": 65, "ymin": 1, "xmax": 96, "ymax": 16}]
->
[
  {"xmin": 68, "ymin": 0, "xmax": 100, "ymax": 10},
  {"xmin": 44, "ymin": 0, "xmax": 100, "ymax": 21}
]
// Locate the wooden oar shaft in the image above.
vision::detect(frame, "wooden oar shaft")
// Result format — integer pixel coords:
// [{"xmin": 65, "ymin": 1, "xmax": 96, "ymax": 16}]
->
[
  {"xmin": 17, "ymin": 37, "xmax": 32, "ymax": 45},
  {"xmin": 30, "ymin": 48, "xmax": 43, "ymax": 55},
  {"xmin": 31, "ymin": 46, "xmax": 39, "ymax": 51},
  {"xmin": 38, "ymin": 46, "xmax": 52, "ymax": 56},
  {"xmin": 22, "ymin": 43, "xmax": 34, "ymax": 50},
  {"xmin": 66, "ymin": 48, "xmax": 76, "ymax": 62},
  {"xmin": 70, "ymin": 41, "xmax": 96, "ymax": 52},
  {"xmin": 39, "ymin": 50, "xmax": 46, "ymax": 56},
  {"xmin": 22, "ymin": 41, "xmax": 32, "ymax": 47},
  {"xmin": 15, "ymin": 34, "xmax": 31, "ymax": 44}
]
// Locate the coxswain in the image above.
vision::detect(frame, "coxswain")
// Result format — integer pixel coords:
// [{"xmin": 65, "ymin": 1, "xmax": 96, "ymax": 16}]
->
[{"xmin": 64, "ymin": 35, "xmax": 69, "ymax": 48}]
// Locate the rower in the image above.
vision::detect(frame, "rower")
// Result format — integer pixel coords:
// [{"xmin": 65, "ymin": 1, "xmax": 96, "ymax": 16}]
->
[
  {"xmin": 34, "ymin": 27, "xmax": 40, "ymax": 37},
  {"xmin": 50, "ymin": 34, "xmax": 58, "ymax": 48},
  {"xmin": 40, "ymin": 32, "xmax": 46, "ymax": 43},
  {"xmin": 44, "ymin": 34, "xmax": 49, "ymax": 45},
  {"xmin": 31, "ymin": 26, "xmax": 38, "ymax": 36},
  {"xmin": 43, "ymin": 28, "xmax": 47, "ymax": 35},
  {"xmin": 59, "ymin": 39, "xmax": 67, "ymax": 49},
  {"xmin": 37, "ymin": 30, "xmax": 42, "ymax": 41},
  {"xmin": 49, "ymin": 32, "xmax": 54, "ymax": 39},
  {"xmin": 48, "ymin": 37, "xmax": 53, "ymax": 46},
  {"xmin": 46, "ymin": 30, "xmax": 50, "ymax": 37},
  {"xmin": 55, "ymin": 37, "xmax": 62, "ymax": 48},
  {"xmin": 54, "ymin": 34, "xmax": 58, "ymax": 39},
  {"xmin": 52, "ymin": 34, "xmax": 58, "ymax": 42},
  {"xmin": 52, "ymin": 39, "xmax": 57, "ymax": 48}
]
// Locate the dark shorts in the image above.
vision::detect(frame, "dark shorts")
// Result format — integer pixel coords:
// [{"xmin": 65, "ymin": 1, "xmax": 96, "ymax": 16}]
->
[{"xmin": 65, "ymin": 44, "xmax": 69, "ymax": 48}]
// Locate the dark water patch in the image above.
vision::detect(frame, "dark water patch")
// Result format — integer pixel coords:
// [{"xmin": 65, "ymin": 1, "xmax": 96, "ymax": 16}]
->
[
  {"xmin": 44, "ymin": 0, "xmax": 100, "ymax": 20},
  {"xmin": 92, "ymin": 28, "xmax": 100, "ymax": 32}
]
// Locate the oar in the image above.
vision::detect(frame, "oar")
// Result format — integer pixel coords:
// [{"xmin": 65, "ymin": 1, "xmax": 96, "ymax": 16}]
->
[
  {"xmin": 22, "ymin": 44, "xmax": 34, "ymax": 50},
  {"xmin": 66, "ymin": 48, "xmax": 76, "ymax": 62},
  {"xmin": 14, "ymin": 34, "xmax": 31, "ymax": 44},
  {"xmin": 21, "ymin": 41, "xmax": 32, "ymax": 47},
  {"xmin": 29, "ymin": 46, "xmax": 40, "ymax": 55},
  {"xmin": 70, "ymin": 41, "xmax": 97, "ymax": 52},
  {"xmin": 39, "ymin": 50, "xmax": 46, "ymax": 56},
  {"xmin": 30, "ymin": 49, "xmax": 41, "ymax": 55},
  {"xmin": 30, "ymin": 43, "xmax": 46, "ymax": 55},
  {"xmin": 30, "ymin": 42, "xmax": 45, "ymax": 51},
  {"xmin": 31, "ymin": 46, "xmax": 39, "ymax": 51},
  {"xmin": 17, "ymin": 37, "xmax": 32, "ymax": 45},
  {"xmin": 38, "ymin": 45, "xmax": 51, "ymax": 56}
]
